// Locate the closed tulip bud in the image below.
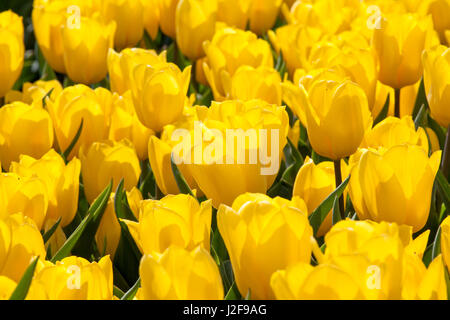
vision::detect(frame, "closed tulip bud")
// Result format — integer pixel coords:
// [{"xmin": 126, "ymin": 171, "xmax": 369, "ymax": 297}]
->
[
  {"xmin": 9, "ymin": 149, "xmax": 80, "ymax": 228},
  {"xmin": 248, "ymin": 0, "xmax": 282, "ymax": 35},
  {"xmin": 271, "ymin": 261, "xmax": 364, "ymax": 300},
  {"xmin": 80, "ymin": 139, "xmax": 141, "ymax": 204},
  {"xmin": 175, "ymin": 0, "xmax": 217, "ymax": 61},
  {"xmin": 96, "ymin": 187, "xmax": 142, "ymax": 258},
  {"xmin": 131, "ymin": 63, "xmax": 191, "ymax": 132},
  {"xmin": 5, "ymin": 80, "xmax": 62, "ymax": 108},
  {"xmin": 228, "ymin": 66, "xmax": 282, "ymax": 105},
  {"xmin": 361, "ymin": 116, "xmax": 430, "ymax": 153},
  {"xmin": 159, "ymin": 0, "xmax": 180, "ymax": 38},
  {"xmin": 349, "ymin": 145, "xmax": 441, "ymax": 232},
  {"xmin": 441, "ymin": 216, "xmax": 450, "ymax": 272},
  {"xmin": 423, "ymin": 45, "xmax": 450, "ymax": 128},
  {"xmin": 218, "ymin": 193, "xmax": 312, "ymax": 299},
  {"xmin": 143, "ymin": 0, "xmax": 160, "ymax": 40},
  {"xmin": 372, "ymin": 13, "xmax": 432, "ymax": 89},
  {"xmin": 62, "ymin": 16, "xmax": 116, "ymax": 84},
  {"xmin": 138, "ymin": 246, "xmax": 223, "ymax": 300},
  {"xmin": 108, "ymin": 48, "xmax": 167, "ymax": 95},
  {"xmin": 216, "ymin": 0, "xmax": 251, "ymax": 29},
  {"xmin": 108, "ymin": 91, "xmax": 154, "ymax": 161},
  {"xmin": 185, "ymin": 100, "xmax": 289, "ymax": 208},
  {"xmin": 0, "ymin": 214, "xmax": 46, "ymax": 282},
  {"xmin": 123, "ymin": 194, "xmax": 212, "ymax": 254},
  {"xmin": 32, "ymin": 255, "xmax": 113, "ymax": 300},
  {"xmin": 203, "ymin": 26, "xmax": 273, "ymax": 101},
  {"xmin": 293, "ymin": 157, "xmax": 349, "ymax": 236},
  {"xmin": 302, "ymin": 79, "xmax": 373, "ymax": 160},
  {"xmin": 46, "ymin": 85, "xmax": 109, "ymax": 159},
  {"xmin": 0, "ymin": 11, "xmax": 24, "ymax": 98},
  {"xmin": 101, "ymin": 0, "xmax": 144, "ymax": 50},
  {"xmin": 0, "ymin": 102, "xmax": 53, "ymax": 170}
]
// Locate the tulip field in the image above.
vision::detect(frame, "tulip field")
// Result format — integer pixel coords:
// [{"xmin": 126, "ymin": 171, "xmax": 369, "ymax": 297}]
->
[{"xmin": 0, "ymin": 0, "xmax": 450, "ymax": 301}]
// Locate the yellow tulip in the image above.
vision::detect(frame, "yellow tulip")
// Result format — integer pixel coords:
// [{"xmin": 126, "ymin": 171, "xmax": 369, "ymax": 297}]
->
[
  {"xmin": 421, "ymin": 0, "xmax": 450, "ymax": 44},
  {"xmin": 61, "ymin": 15, "xmax": 116, "ymax": 84},
  {"xmin": 0, "ymin": 173, "xmax": 48, "ymax": 230},
  {"xmin": 130, "ymin": 63, "xmax": 191, "ymax": 132},
  {"xmin": 217, "ymin": 193, "xmax": 312, "ymax": 299},
  {"xmin": 123, "ymin": 194, "xmax": 212, "ymax": 254},
  {"xmin": 361, "ymin": 116, "xmax": 430, "ymax": 152},
  {"xmin": 0, "ymin": 276, "xmax": 16, "ymax": 300},
  {"xmin": 46, "ymin": 84, "xmax": 109, "ymax": 159},
  {"xmin": 5, "ymin": 80, "xmax": 62, "ymax": 108},
  {"xmin": 32, "ymin": 0, "xmax": 98, "ymax": 74},
  {"xmin": 80, "ymin": 139, "xmax": 141, "ymax": 204},
  {"xmin": 101, "ymin": 0, "xmax": 144, "ymax": 50},
  {"xmin": 293, "ymin": 157, "xmax": 349, "ymax": 237},
  {"xmin": 0, "ymin": 102, "xmax": 53, "ymax": 170},
  {"xmin": 137, "ymin": 246, "xmax": 223, "ymax": 300},
  {"xmin": 9, "ymin": 149, "xmax": 80, "ymax": 228},
  {"xmin": 185, "ymin": 100, "xmax": 289, "ymax": 208},
  {"xmin": 301, "ymin": 79, "xmax": 373, "ymax": 160},
  {"xmin": 175, "ymin": 0, "xmax": 217, "ymax": 61},
  {"xmin": 268, "ymin": 25, "xmax": 323, "ymax": 76},
  {"xmin": 107, "ymin": 47, "xmax": 167, "ymax": 95},
  {"xmin": 423, "ymin": 45, "xmax": 450, "ymax": 128},
  {"xmin": 372, "ymin": 13, "xmax": 432, "ymax": 89},
  {"xmin": 96, "ymin": 187, "xmax": 142, "ymax": 258},
  {"xmin": 203, "ymin": 26, "xmax": 274, "ymax": 101},
  {"xmin": 248, "ymin": 0, "xmax": 283, "ymax": 36},
  {"xmin": 108, "ymin": 92, "xmax": 154, "ymax": 161},
  {"xmin": 216, "ymin": 0, "xmax": 251, "ymax": 29},
  {"xmin": 0, "ymin": 10, "xmax": 24, "ymax": 98},
  {"xmin": 271, "ymin": 262, "xmax": 364, "ymax": 300},
  {"xmin": 142, "ymin": 0, "xmax": 160, "ymax": 40},
  {"xmin": 229, "ymin": 66, "xmax": 282, "ymax": 105},
  {"xmin": 148, "ymin": 124, "xmax": 200, "ymax": 196},
  {"xmin": 441, "ymin": 216, "xmax": 450, "ymax": 272},
  {"xmin": 0, "ymin": 214, "xmax": 46, "ymax": 282},
  {"xmin": 322, "ymin": 220, "xmax": 427, "ymax": 299},
  {"xmin": 328, "ymin": 47, "xmax": 378, "ymax": 111},
  {"xmin": 31, "ymin": 255, "xmax": 113, "ymax": 300},
  {"xmin": 414, "ymin": 255, "xmax": 448, "ymax": 300},
  {"xmin": 349, "ymin": 145, "xmax": 441, "ymax": 232},
  {"xmin": 159, "ymin": 0, "xmax": 180, "ymax": 38}
]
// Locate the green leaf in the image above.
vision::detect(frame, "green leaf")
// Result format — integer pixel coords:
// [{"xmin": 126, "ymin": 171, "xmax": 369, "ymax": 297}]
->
[
  {"xmin": 41, "ymin": 88, "xmax": 54, "ymax": 108},
  {"xmin": 171, "ymin": 153, "xmax": 195, "ymax": 197},
  {"xmin": 436, "ymin": 169, "xmax": 450, "ymax": 210},
  {"xmin": 331, "ymin": 195, "xmax": 342, "ymax": 226},
  {"xmin": 113, "ymin": 286, "xmax": 125, "ymax": 299},
  {"xmin": 121, "ymin": 278, "xmax": 141, "ymax": 300},
  {"xmin": 114, "ymin": 179, "xmax": 138, "ymax": 222},
  {"xmin": 51, "ymin": 181, "xmax": 112, "ymax": 262},
  {"xmin": 373, "ymin": 93, "xmax": 390, "ymax": 126},
  {"xmin": 225, "ymin": 282, "xmax": 241, "ymax": 300},
  {"xmin": 431, "ymin": 226, "xmax": 442, "ymax": 261},
  {"xmin": 9, "ymin": 257, "xmax": 39, "ymax": 300},
  {"xmin": 62, "ymin": 119, "xmax": 84, "ymax": 160},
  {"xmin": 412, "ymin": 77, "xmax": 428, "ymax": 119},
  {"xmin": 42, "ymin": 216, "xmax": 61, "ymax": 244},
  {"xmin": 423, "ymin": 243, "xmax": 434, "ymax": 267},
  {"xmin": 414, "ymin": 104, "xmax": 427, "ymax": 130},
  {"xmin": 427, "ymin": 115, "xmax": 447, "ymax": 150},
  {"xmin": 309, "ymin": 176, "xmax": 350, "ymax": 235}
]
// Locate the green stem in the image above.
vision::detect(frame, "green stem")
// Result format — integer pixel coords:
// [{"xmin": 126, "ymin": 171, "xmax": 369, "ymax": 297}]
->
[
  {"xmin": 334, "ymin": 160, "xmax": 345, "ymax": 219},
  {"xmin": 395, "ymin": 88, "xmax": 401, "ymax": 118},
  {"xmin": 443, "ymin": 125, "xmax": 450, "ymax": 180}
]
